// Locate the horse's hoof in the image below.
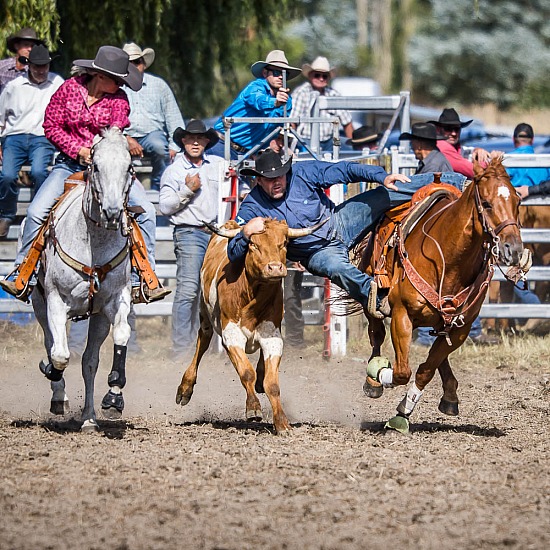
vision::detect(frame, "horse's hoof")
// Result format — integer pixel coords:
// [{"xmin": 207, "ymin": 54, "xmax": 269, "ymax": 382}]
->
[
  {"xmin": 246, "ymin": 409, "xmax": 263, "ymax": 422},
  {"xmin": 101, "ymin": 390, "xmax": 124, "ymax": 413},
  {"xmin": 275, "ymin": 426, "xmax": 292, "ymax": 437},
  {"xmin": 81, "ymin": 419, "xmax": 99, "ymax": 433},
  {"xmin": 101, "ymin": 407, "xmax": 122, "ymax": 420},
  {"xmin": 175, "ymin": 389, "xmax": 192, "ymax": 406},
  {"xmin": 50, "ymin": 400, "xmax": 69, "ymax": 416},
  {"xmin": 384, "ymin": 415, "xmax": 410, "ymax": 435},
  {"xmin": 439, "ymin": 399, "xmax": 459, "ymax": 416},
  {"xmin": 363, "ymin": 376, "xmax": 384, "ymax": 398}
]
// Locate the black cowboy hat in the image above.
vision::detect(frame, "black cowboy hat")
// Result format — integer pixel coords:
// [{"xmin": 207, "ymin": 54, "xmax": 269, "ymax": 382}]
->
[
  {"xmin": 346, "ymin": 125, "xmax": 381, "ymax": 146},
  {"xmin": 18, "ymin": 44, "xmax": 52, "ymax": 66},
  {"xmin": 399, "ymin": 122, "xmax": 443, "ymax": 142},
  {"xmin": 6, "ymin": 27, "xmax": 44, "ymax": 53},
  {"xmin": 239, "ymin": 148, "xmax": 292, "ymax": 178},
  {"xmin": 73, "ymin": 46, "xmax": 143, "ymax": 91},
  {"xmin": 173, "ymin": 119, "xmax": 219, "ymax": 150},
  {"xmin": 428, "ymin": 107, "xmax": 473, "ymax": 128}
]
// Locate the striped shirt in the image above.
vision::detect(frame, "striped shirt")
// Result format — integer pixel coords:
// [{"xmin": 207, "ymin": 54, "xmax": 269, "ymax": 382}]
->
[
  {"xmin": 0, "ymin": 57, "xmax": 26, "ymax": 95},
  {"xmin": 124, "ymin": 72, "xmax": 185, "ymax": 151},
  {"xmin": 290, "ymin": 82, "xmax": 352, "ymax": 141}
]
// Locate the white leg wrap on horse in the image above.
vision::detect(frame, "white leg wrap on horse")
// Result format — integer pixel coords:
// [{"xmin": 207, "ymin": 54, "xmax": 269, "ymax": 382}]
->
[
  {"xmin": 379, "ymin": 368, "xmax": 394, "ymax": 387},
  {"xmin": 402, "ymin": 383, "xmax": 423, "ymax": 415}
]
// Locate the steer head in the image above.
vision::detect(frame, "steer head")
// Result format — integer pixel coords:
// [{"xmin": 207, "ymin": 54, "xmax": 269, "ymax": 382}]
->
[{"xmin": 206, "ymin": 217, "xmax": 328, "ymax": 282}]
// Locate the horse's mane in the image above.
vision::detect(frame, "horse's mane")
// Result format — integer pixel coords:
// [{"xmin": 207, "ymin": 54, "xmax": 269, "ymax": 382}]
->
[{"xmin": 93, "ymin": 127, "xmax": 129, "ymax": 152}]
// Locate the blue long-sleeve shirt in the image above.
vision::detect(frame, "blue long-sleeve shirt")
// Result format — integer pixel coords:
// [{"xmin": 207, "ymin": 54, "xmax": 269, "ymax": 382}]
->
[
  {"xmin": 228, "ymin": 160, "xmax": 387, "ymax": 262},
  {"xmin": 214, "ymin": 78, "xmax": 291, "ymax": 150}
]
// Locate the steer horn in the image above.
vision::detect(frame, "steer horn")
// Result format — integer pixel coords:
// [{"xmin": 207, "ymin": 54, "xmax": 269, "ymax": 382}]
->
[
  {"xmin": 288, "ymin": 217, "xmax": 329, "ymax": 238},
  {"xmin": 203, "ymin": 221, "xmax": 241, "ymax": 238}
]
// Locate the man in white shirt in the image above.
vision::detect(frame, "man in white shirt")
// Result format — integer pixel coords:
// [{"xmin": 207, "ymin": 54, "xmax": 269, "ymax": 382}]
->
[
  {"xmin": 159, "ymin": 119, "xmax": 225, "ymax": 358},
  {"xmin": 0, "ymin": 44, "xmax": 64, "ymax": 238}
]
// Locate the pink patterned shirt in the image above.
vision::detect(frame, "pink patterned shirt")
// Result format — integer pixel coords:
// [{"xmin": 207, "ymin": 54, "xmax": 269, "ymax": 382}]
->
[{"xmin": 43, "ymin": 74, "xmax": 130, "ymax": 160}]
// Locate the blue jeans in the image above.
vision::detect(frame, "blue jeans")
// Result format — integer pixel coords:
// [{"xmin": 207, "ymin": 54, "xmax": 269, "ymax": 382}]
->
[
  {"xmin": 16, "ymin": 156, "xmax": 157, "ymax": 269},
  {"xmin": 135, "ymin": 131, "xmax": 170, "ymax": 190},
  {"xmin": 304, "ymin": 172, "xmax": 466, "ymax": 307},
  {"xmin": 0, "ymin": 134, "xmax": 56, "ymax": 221},
  {"xmin": 416, "ymin": 317, "xmax": 482, "ymax": 345},
  {"xmin": 172, "ymin": 226, "xmax": 211, "ymax": 354}
]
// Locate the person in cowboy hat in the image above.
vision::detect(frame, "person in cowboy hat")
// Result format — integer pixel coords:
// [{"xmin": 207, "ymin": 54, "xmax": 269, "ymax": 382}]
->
[
  {"xmin": 428, "ymin": 107, "xmax": 493, "ymax": 179},
  {"xmin": 290, "ymin": 56, "xmax": 353, "ymax": 152},
  {"xmin": 398, "ymin": 122, "xmax": 451, "ymax": 174},
  {"xmin": 159, "ymin": 119, "xmax": 224, "ymax": 358},
  {"xmin": 122, "ymin": 42, "xmax": 185, "ymax": 191},
  {"xmin": 0, "ymin": 27, "xmax": 45, "ymax": 94},
  {"xmin": 0, "ymin": 44, "xmax": 64, "ymax": 239},
  {"xmin": 1, "ymin": 46, "xmax": 170, "ymax": 304},
  {"xmin": 346, "ymin": 125, "xmax": 382, "ymax": 152},
  {"xmin": 227, "ymin": 149, "xmax": 465, "ymax": 320},
  {"xmin": 209, "ymin": 50, "xmax": 300, "ymax": 160}
]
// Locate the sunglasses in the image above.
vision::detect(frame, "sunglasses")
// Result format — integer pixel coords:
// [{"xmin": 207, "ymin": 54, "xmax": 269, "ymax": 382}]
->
[
  {"xmin": 313, "ymin": 72, "xmax": 329, "ymax": 80},
  {"xmin": 130, "ymin": 58, "xmax": 144, "ymax": 65},
  {"xmin": 267, "ymin": 68, "xmax": 283, "ymax": 77}
]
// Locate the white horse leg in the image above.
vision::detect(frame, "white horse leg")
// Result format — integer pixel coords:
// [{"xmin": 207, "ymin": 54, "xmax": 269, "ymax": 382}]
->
[
  {"xmin": 33, "ymin": 287, "xmax": 70, "ymax": 415},
  {"xmin": 80, "ymin": 313, "xmax": 111, "ymax": 432},
  {"xmin": 46, "ymin": 291, "xmax": 71, "ymax": 371},
  {"xmin": 100, "ymin": 292, "xmax": 132, "ymax": 420}
]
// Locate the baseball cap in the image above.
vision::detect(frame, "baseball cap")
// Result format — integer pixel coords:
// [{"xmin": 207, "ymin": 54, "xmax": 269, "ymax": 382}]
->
[{"xmin": 513, "ymin": 123, "xmax": 534, "ymax": 139}]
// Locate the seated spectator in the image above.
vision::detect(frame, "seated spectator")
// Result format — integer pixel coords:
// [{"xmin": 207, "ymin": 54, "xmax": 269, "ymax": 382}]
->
[
  {"xmin": 0, "ymin": 27, "xmax": 44, "ymax": 94},
  {"xmin": 507, "ymin": 123, "xmax": 550, "ymax": 187},
  {"xmin": 122, "ymin": 42, "xmax": 185, "ymax": 191},
  {"xmin": 0, "ymin": 44, "xmax": 64, "ymax": 238},
  {"xmin": 346, "ymin": 126, "xmax": 381, "ymax": 152}
]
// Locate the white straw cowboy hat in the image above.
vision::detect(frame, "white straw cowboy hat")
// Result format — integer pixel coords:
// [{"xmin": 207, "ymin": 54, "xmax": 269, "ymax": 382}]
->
[
  {"xmin": 73, "ymin": 45, "xmax": 143, "ymax": 91},
  {"xmin": 301, "ymin": 56, "xmax": 335, "ymax": 78},
  {"xmin": 250, "ymin": 50, "xmax": 300, "ymax": 80},
  {"xmin": 122, "ymin": 42, "xmax": 156, "ymax": 69}
]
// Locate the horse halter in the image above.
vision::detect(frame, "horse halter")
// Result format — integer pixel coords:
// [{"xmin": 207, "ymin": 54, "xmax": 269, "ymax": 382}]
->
[
  {"xmin": 473, "ymin": 183, "xmax": 519, "ymax": 259},
  {"xmin": 86, "ymin": 139, "xmax": 135, "ymax": 229}
]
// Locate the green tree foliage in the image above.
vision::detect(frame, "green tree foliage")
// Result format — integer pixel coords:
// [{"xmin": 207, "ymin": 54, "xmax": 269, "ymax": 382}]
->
[
  {"xmin": 1, "ymin": 0, "xmax": 303, "ymax": 117},
  {"xmin": 409, "ymin": 0, "xmax": 550, "ymax": 109}
]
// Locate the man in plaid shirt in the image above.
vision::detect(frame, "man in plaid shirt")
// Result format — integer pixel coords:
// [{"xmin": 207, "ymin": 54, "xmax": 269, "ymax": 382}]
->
[{"xmin": 291, "ymin": 56, "xmax": 353, "ymax": 152}]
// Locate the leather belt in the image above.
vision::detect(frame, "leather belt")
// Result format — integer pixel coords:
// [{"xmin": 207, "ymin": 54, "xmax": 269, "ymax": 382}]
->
[
  {"xmin": 215, "ymin": 131, "xmax": 248, "ymax": 153},
  {"xmin": 174, "ymin": 223, "xmax": 211, "ymax": 234}
]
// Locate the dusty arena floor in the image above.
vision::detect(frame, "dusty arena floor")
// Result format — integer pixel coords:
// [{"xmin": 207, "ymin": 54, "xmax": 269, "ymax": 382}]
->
[{"xmin": 0, "ymin": 318, "xmax": 548, "ymax": 550}]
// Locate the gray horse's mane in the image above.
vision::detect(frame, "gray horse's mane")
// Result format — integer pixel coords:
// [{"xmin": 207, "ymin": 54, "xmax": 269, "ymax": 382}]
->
[{"xmin": 93, "ymin": 128, "xmax": 129, "ymax": 152}]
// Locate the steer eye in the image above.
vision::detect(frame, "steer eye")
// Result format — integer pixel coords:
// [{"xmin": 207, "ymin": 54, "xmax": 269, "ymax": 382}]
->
[{"xmin": 249, "ymin": 242, "xmax": 258, "ymax": 251}]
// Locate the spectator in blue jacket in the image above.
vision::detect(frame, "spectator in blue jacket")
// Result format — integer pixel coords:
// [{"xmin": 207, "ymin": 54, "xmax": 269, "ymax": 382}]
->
[
  {"xmin": 210, "ymin": 50, "xmax": 300, "ymax": 160},
  {"xmin": 227, "ymin": 149, "xmax": 465, "ymax": 318}
]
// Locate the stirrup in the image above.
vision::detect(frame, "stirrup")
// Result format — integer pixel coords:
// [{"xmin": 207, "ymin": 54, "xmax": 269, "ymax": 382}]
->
[
  {"xmin": 131, "ymin": 281, "xmax": 171, "ymax": 304},
  {"xmin": 0, "ymin": 268, "xmax": 33, "ymax": 303},
  {"xmin": 367, "ymin": 280, "xmax": 388, "ymax": 320}
]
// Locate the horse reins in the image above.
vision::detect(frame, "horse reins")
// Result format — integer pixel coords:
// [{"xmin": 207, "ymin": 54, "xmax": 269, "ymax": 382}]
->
[{"xmin": 397, "ymin": 181, "xmax": 517, "ymax": 344}]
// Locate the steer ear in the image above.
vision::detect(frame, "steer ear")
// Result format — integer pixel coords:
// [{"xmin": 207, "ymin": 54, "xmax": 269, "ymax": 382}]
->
[
  {"xmin": 203, "ymin": 220, "xmax": 241, "ymax": 239},
  {"xmin": 288, "ymin": 217, "xmax": 330, "ymax": 239}
]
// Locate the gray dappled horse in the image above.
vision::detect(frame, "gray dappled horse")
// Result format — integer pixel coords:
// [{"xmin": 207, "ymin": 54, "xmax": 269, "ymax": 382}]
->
[{"xmin": 32, "ymin": 128, "xmax": 133, "ymax": 431}]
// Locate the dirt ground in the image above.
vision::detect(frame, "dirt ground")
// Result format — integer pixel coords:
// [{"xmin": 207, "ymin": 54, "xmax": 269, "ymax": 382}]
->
[{"xmin": 0, "ymin": 318, "xmax": 548, "ymax": 550}]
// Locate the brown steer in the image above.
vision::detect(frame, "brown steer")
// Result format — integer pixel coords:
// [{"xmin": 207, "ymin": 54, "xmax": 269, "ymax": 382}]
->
[{"xmin": 175, "ymin": 218, "xmax": 323, "ymax": 434}]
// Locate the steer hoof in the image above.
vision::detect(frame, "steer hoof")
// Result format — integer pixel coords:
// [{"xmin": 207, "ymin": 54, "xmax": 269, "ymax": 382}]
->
[
  {"xmin": 363, "ymin": 376, "xmax": 384, "ymax": 398},
  {"xmin": 50, "ymin": 400, "xmax": 69, "ymax": 416},
  {"xmin": 439, "ymin": 398, "xmax": 459, "ymax": 416},
  {"xmin": 246, "ymin": 408, "xmax": 263, "ymax": 422}
]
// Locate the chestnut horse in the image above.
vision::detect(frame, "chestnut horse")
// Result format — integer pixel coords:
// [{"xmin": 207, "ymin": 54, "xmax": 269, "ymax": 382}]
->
[{"xmin": 362, "ymin": 157, "xmax": 531, "ymax": 433}]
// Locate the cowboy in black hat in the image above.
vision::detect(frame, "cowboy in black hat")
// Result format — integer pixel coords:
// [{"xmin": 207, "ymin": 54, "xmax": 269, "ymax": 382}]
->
[
  {"xmin": 0, "ymin": 27, "xmax": 45, "ymax": 94},
  {"xmin": 398, "ymin": 123, "xmax": 451, "ymax": 174},
  {"xmin": 346, "ymin": 126, "xmax": 381, "ymax": 151},
  {"xmin": 158, "ymin": 119, "xmax": 224, "ymax": 357},
  {"xmin": 427, "ymin": 107, "xmax": 491, "ymax": 179}
]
